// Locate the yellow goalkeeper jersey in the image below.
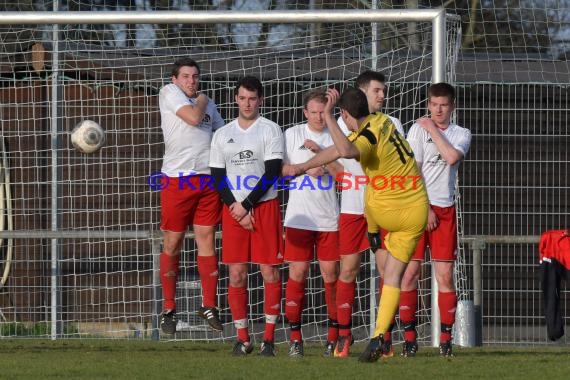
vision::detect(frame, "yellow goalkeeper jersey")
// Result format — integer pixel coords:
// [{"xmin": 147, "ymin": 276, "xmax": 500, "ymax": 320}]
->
[{"xmin": 349, "ymin": 112, "xmax": 428, "ymax": 212}]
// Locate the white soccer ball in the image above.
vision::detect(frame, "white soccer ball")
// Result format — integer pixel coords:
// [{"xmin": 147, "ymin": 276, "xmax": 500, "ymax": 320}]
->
[{"xmin": 71, "ymin": 120, "xmax": 105, "ymax": 154}]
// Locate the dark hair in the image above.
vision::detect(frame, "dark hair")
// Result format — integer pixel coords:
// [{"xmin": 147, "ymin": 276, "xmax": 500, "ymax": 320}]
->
[
  {"xmin": 337, "ymin": 87, "xmax": 370, "ymax": 119},
  {"xmin": 235, "ymin": 76, "xmax": 263, "ymax": 97},
  {"xmin": 303, "ymin": 89, "xmax": 327, "ymax": 109},
  {"xmin": 171, "ymin": 58, "xmax": 200, "ymax": 77},
  {"xmin": 355, "ymin": 70, "xmax": 386, "ymax": 89},
  {"xmin": 428, "ymin": 82, "xmax": 456, "ymax": 103}
]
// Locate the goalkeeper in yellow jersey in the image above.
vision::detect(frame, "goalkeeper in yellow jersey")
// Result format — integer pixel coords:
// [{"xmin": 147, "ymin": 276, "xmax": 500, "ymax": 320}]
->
[{"xmin": 283, "ymin": 87, "xmax": 428, "ymax": 362}]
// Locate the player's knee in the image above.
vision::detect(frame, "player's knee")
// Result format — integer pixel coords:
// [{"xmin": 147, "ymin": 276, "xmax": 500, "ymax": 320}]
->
[
  {"xmin": 401, "ymin": 275, "xmax": 419, "ymax": 290},
  {"xmin": 162, "ymin": 245, "xmax": 181, "ymax": 256},
  {"xmin": 402, "ymin": 263, "xmax": 421, "ymax": 285},
  {"xmin": 260, "ymin": 265, "xmax": 280, "ymax": 283},
  {"xmin": 321, "ymin": 271, "xmax": 338, "ymax": 283},
  {"xmin": 339, "ymin": 268, "xmax": 358, "ymax": 282},
  {"xmin": 229, "ymin": 270, "xmax": 248, "ymax": 287},
  {"xmin": 435, "ymin": 272, "xmax": 454, "ymax": 290},
  {"xmin": 288, "ymin": 269, "xmax": 308, "ymax": 283}
]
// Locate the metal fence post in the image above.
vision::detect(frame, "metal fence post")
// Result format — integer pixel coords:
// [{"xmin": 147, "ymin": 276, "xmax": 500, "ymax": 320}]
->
[
  {"xmin": 151, "ymin": 235, "xmax": 162, "ymax": 340},
  {"xmin": 472, "ymin": 238, "xmax": 485, "ymax": 346}
]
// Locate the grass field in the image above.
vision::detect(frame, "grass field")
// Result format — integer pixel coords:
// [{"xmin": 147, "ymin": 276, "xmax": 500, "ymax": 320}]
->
[{"xmin": 0, "ymin": 340, "xmax": 568, "ymax": 379}]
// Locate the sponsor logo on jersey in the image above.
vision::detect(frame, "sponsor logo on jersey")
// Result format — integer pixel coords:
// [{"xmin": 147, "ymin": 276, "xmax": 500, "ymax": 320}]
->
[
  {"xmin": 427, "ymin": 153, "xmax": 445, "ymax": 165},
  {"xmin": 234, "ymin": 150, "xmax": 253, "ymax": 160},
  {"xmin": 230, "ymin": 150, "xmax": 257, "ymax": 166}
]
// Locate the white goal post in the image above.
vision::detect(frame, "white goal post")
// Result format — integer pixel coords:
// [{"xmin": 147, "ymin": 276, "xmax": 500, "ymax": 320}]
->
[{"xmin": 0, "ymin": 9, "xmax": 462, "ymax": 346}]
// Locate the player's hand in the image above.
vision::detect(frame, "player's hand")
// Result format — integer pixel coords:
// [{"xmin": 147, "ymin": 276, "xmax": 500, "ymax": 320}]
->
[
  {"xmin": 367, "ymin": 232, "xmax": 381, "ymax": 253},
  {"xmin": 229, "ymin": 202, "xmax": 248, "ymax": 222},
  {"xmin": 324, "ymin": 87, "xmax": 340, "ymax": 114},
  {"xmin": 426, "ymin": 207, "xmax": 439, "ymax": 232},
  {"xmin": 282, "ymin": 164, "xmax": 304, "ymax": 177},
  {"xmin": 306, "ymin": 166, "xmax": 326, "ymax": 178},
  {"xmin": 304, "ymin": 139, "xmax": 321, "ymax": 153},
  {"xmin": 239, "ymin": 212, "xmax": 255, "ymax": 231},
  {"xmin": 416, "ymin": 117, "xmax": 437, "ymax": 133}
]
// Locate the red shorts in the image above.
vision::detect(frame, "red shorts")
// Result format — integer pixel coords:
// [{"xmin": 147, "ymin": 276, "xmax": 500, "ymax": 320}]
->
[
  {"xmin": 160, "ymin": 176, "xmax": 221, "ymax": 232},
  {"xmin": 221, "ymin": 198, "xmax": 284, "ymax": 265},
  {"xmin": 412, "ymin": 205, "xmax": 457, "ymax": 261},
  {"xmin": 339, "ymin": 213, "xmax": 369, "ymax": 256},
  {"xmin": 284, "ymin": 227, "xmax": 339, "ymax": 262}
]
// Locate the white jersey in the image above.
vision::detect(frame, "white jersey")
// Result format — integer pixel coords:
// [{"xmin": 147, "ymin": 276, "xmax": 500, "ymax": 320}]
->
[
  {"xmin": 209, "ymin": 116, "xmax": 283, "ymax": 203},
  {"xmin": 338, "ymin": 114, "xmax": 405, "ymax": 214},
  {"xmin": 283, "ymin": 124, "xmax": 339, "ymax": 231},
  {"xmin": 159, "ymin": 83, "xmax": 225, "ymax": 176},
  {"xmin": 406, "ymin": 122, "xmax": 471, "ymax": 207}
]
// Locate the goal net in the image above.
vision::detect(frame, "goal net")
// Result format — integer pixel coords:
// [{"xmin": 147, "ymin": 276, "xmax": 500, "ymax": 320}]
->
[{"xmin": 0, "ymin": 9, "xmax": 462, "ymax": 344}]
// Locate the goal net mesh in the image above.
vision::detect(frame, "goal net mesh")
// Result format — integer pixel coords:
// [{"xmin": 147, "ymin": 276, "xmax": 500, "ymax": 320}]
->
[{"xmin": 0, "ymin": 9, "xmax": 461, "ymax": 343}]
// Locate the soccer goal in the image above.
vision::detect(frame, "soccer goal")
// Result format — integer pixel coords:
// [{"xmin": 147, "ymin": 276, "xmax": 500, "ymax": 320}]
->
[{"xmin": 0, "ymin": 9, "xmax": 462, "ymax": 344}]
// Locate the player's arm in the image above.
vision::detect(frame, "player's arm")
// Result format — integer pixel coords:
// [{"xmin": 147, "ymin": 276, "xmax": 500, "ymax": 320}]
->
[
  {"xmin": 210, "ymin": 166, "xmax": 237, "ymax": 206},
  {"xmin": 281, "ymin": 129, "xmax": 296, "ymax": 177},
  {"xmin": 323, "ymin": 88, "xmax": 360, "ymax": 160},
  {"xmin": 324, "ymin": 160, "xmax": 344, "ymax": 177},
  {"xmin": 241, "ymin": 159, "xmax": 282, "ymax": 212},
  {"xmin": 209, "ymin": 130, "xmax": 236, "ymax": 206},
  {"xmin": 228, "ymin": 159, "xmax": 282, "ymax": 223},
  {"xmin": 303, "ymin": 139, "xmax": 343, "ymax": 177},
  {"xmin": 286, "ymin": 145, "xmax": 341, "ymax": 175},
  {"xmin": 416, "ymin": 117, "xmax": 463, "ymax": 165},
  {"xmin": 175, "ymin": 92, "xmax": 209, "ymax": 126}
]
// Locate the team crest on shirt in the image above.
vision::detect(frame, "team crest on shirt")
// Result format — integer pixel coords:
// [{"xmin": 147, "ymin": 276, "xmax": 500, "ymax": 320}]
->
[
  {"xmin": 230, "ymin": 150, "xmax": 257, "ymax": 166},
  {"xmin": 202, "ymin": 114, "xmax": 211, "ymax": 123}
]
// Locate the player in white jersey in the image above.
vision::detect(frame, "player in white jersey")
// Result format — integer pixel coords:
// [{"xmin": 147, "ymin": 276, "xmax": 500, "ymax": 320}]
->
[
  {"xmin": 158, "ymin": 58, "xmax": 225, "ymax": 335},
  {"xmin": 402, "ymin": 82, "xmax": 471, "ymax": 357},
  {"xmin": 210, "ymin": 76, "xmax": 284, "ymax": 357},
  {"xmin": 331, "ymin": 71, "xmax": 405, "ymax": 358},
  {"xmin": 281, "ymin": 90, "xmax": 343, "ymax": 357}
]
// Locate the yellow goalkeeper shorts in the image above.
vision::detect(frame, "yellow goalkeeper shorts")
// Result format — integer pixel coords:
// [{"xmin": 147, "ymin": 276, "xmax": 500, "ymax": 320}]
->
[{"xmin": 367, "ymin": 203, "xmax": 428, "ymax": 264}]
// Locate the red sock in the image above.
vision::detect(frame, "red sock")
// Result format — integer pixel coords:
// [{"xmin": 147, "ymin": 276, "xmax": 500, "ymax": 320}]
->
[
  {"xmin": 285, "ymin": 278, "xmax": 305, "ymax": 342},
  {"xmin": 228, "ymin": 285, "xmax": 249, "ymax": 341},
  {"xmin": 399, "ymin": 289, "xmax": 418, "ymax": 341},
  {"xmin": 160, "ymin": 252, "xmax": 180, "ymax": 311},
  {"xmin": 438, "ymin": 291, "xmax": 457, "ymax": 343},
  {"xmin": 324, "ymin": 281, "xmax": 338, "ymax": 342},
  {"xmin": 263, "ymin": 280, "xmax": 282, "ymax": 342},
  {"xmin": 336, "ymin": 280, "xmax": 355, "ymax": 337},
  {"xmin": 324, "ymin": 280, "xmax": 338, "ymax": 321},
  {"xmin": 197, "ymin": 255, "xmax": 218, "ymax": 308}
]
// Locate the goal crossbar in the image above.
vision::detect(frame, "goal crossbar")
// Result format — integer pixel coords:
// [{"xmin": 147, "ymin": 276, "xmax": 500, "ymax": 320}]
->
[
  {"xmin": 0, "ymin": 9, "xmax": 451, "ymax": 82},
  {"xmin": 0, "ymin": 9, "xmax": 445, "ymax": 25}
]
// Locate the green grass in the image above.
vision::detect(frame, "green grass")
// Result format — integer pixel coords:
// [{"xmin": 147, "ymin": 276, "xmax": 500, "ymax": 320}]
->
[{"xmin": 0, "ymin": 340, "xmax": 568, "ymax": 379}]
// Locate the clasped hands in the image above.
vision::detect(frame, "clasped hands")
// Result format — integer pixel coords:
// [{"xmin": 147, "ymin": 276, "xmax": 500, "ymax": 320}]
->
[{"xmin": 229, "ymin": 202, "xmax": 255, "ymax": 231}]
